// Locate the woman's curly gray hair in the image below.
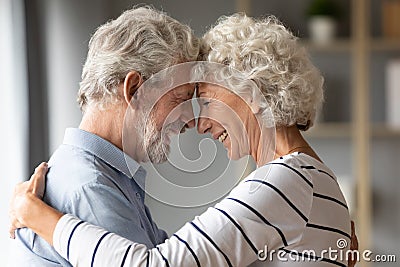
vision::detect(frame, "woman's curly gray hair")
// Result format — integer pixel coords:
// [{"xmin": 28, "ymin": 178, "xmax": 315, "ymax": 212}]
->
[
  {"xmin": 201, "ymin": 14, "xmax": 324, "ymax": 130},
  {"xmin": 78, "ymin": 6, "xmax": 200, "ymax": 112}
]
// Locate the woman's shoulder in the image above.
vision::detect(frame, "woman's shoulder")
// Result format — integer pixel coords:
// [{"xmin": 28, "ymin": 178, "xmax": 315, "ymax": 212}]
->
[
  {"xmin": 270, "ymin": 151, "xmax": 326, "ymax": 168},
  {"xmin": 246, "ymin": 152, "xmax": 323, "ymax": 183},
  {"xmin": 259, "ymin": 151, "xmax": 334, "ymax": 175}
]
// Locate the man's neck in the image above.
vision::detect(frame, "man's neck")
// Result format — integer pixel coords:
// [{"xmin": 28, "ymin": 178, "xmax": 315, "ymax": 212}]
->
[{"xmin": 79, "ymin": 106, "xmax": 124, "ymax": 150}]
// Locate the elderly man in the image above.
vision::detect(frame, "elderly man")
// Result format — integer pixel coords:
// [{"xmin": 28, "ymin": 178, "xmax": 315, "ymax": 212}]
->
[{"xmin": 13, "ymin": 6, "xmax": 199, "ymax": 266}]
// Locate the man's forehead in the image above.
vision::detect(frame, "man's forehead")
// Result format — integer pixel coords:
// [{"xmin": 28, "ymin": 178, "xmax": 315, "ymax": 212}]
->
[{"xmin": 170, "ymin": 83, "xmax": 195, "ymax": 97}]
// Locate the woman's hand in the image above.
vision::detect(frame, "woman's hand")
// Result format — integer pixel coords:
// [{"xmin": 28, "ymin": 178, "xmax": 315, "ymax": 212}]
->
[
  {"xmin": 9, "ymin": 162, "xmax": 48, "ymax": 238},
  {"xmin": 9, "ymin": 162, "xmax": 63, "ymax": 245},
  {"xmin": 348, "ymin": 220, "xmax": 359, "ymax": 267}
]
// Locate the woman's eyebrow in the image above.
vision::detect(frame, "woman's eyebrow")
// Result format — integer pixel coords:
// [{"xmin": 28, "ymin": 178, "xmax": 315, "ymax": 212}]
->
[{"xmin": 197, "ymin": 88, "xmax": 208, "ymax": 96}]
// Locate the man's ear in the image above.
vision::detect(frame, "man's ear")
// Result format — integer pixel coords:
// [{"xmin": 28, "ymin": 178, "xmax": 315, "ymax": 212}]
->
[{"xmin": 123, "ymin": 71, "xmax": 143, "ymax": 104}]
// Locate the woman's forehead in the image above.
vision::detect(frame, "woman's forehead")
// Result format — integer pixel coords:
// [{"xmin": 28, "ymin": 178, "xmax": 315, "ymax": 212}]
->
[{"xmin": 197, "ymin": 83, "xmax": 232, "ymax": 97}]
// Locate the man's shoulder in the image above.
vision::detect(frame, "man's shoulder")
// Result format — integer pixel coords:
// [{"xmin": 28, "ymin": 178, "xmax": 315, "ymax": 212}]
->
[
  {"xmin": 49, "ymin": 143, "xmax": 95, "ymax": 167},
  {"xmin": 44, "ymin": 144, "xmax": 118, "ymax": 207},
  {"xmin": 47, "ymin": 144, "xmax": 98, "ymax": 184}
]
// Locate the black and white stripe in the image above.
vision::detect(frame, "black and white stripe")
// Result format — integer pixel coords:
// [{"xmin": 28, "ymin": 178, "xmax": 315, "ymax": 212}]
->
[
  {"xmin": 306, "ymin": 223, "xmax": 351, "ymax": 240},
  {"xmin": 156, "ymin": 247, "xmax": 170, "ymax": 267},
  {"xmin": 300, "ymin": 165, "xmax": 336, "ymax": 181},
  {"xmin": 91, "ymin": 232, "xmax": 111, "ymax": 267},
  {"xmin": 245, "ymin": 179, "xmax": 308, "ymax": 222},
  {"xmin": 268, "ymin": 162, "xmax": 313, "ymax": 188},
  {"xmin": 313, "ymin": 192, "xmax": 348, "ymax": 210},
  {"xmin": 227, "ymin": 197, "xmax": 288, "ymax": 246},
  {"xmin": 173, "ymin": 234, "xmax": 201, "ymax": 267},
  {"xmin": 213, "ymin": 207, "xmax": 258, "ymax": 254},
  {"xmin": 67, "ymin": 220, "xmax": 84, "ymax": 260},
  {"xmin": 190, "ymin": 222, "xmax": 233, "ymax": 267},
  {"xmin": 119, "ymin": 244, "xmax": 132, "ymax": 267}
]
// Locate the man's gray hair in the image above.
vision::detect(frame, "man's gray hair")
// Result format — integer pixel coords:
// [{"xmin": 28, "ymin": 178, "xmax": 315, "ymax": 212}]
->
[{"xmin": 78, "ymin": 6, "xmax": 200, "ymax": 112}]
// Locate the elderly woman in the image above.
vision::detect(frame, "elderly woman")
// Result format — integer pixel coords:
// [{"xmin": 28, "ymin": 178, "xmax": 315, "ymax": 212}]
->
[{"xmin": 10, "ymin": 14, "xmax": 356, "ymax": 266}]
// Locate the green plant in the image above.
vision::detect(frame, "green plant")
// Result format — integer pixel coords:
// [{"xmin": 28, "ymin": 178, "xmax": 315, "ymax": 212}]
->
[{"xmin": 306, "ymin": 0, "xmax": 341, "ymax": 18}]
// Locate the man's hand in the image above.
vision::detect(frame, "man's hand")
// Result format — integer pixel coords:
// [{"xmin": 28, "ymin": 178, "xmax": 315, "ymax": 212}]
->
[{"xmin": 9, "ymin": 162, "xmax": 48, "ymax": 239}]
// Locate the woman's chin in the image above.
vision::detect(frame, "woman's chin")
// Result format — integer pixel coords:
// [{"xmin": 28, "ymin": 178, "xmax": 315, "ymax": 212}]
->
[
  {"xmin": 224, "ymin": 138, "xmax": 249, "ymax": 160},
  {"xmin": 227, "ymin": 151, "xmax": 250, "ymax": 161},
  {"xmin": 224, "ymin": 139, "xmax": 239, "ymax": 160},
  {"xmin": 226, "ymin": 149, "xmax": 239, "ymax": 160}
]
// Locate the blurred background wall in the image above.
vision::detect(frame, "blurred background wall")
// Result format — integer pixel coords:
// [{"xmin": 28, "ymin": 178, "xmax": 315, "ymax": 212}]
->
[{"xmin": 1, "ymin": 0, "xmax": 399, "ymax": 266}]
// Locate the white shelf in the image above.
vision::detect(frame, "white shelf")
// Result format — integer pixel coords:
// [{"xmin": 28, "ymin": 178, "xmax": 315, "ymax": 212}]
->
[
  {"xmin": 302, "ymin": 39, "xmax": 352, "ymax": 53},
  {"xmin": 371, "ymin": 124, "xmax": 400, "ymax": 137},
  {"xmin": 370, "ymin": 38, "xmax": 400, "ymax": 51},
  {"xmin": 305, "ymin": 122, "xmax": 351, "ymax": 138},
  {"xmin": 302, "ymin": 38, "xmax": 400, "ymax": 53},
  {"xmin": 304, "ymin": 122, "xmax": 400, "ymax": 139}
]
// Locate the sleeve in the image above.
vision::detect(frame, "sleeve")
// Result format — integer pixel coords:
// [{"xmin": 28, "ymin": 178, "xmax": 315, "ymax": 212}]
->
[
  {"xmin": 53, "ymin": 213, "xmax": 230, "ymax": 267},
  {"xmin": 54, "ymin": 164, "xmax": 314, "ymax": 267},
  {"xmin": 144, "ymin": 205, "xmax": 168, "ymax": 243}
]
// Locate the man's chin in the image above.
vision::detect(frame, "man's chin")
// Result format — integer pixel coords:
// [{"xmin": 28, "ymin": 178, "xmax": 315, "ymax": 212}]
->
[
  {"xmin": 147, "ymin": 145, "xmax": 170, "ymax": 164},
  {"xmin": 149, "ymin": 155, "xmax": 167, "ymax": 164},
  {"xmin": 162, "ymin": 135, "xmax": 171, "ymax": 145}
]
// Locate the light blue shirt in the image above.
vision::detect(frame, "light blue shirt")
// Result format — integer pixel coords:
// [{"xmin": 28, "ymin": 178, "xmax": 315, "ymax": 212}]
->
[{"xmin": 14, "ymin": 128, "xmax": 168, "ymax": 266}]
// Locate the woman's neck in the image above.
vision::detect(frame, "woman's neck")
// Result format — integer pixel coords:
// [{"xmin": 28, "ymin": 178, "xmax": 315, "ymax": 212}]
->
[
  {"xmin": 274, "ymin": 125, "xmax": 322, "ymax": 162},
  {"xmin": 254, "ymin": 125, "xmax": 322, "ymax": 167}
]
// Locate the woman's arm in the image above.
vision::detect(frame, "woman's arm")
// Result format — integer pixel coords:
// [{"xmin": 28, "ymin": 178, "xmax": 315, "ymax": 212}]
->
[{"xmin": 52, "ymin": 204, "xmax": 263, "ymax": 266}]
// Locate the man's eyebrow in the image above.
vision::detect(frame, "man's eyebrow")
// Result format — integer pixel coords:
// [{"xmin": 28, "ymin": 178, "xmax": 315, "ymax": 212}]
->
[{"xmin": 174, "ymin": 88, "xmax": 193, "ymax": 98}]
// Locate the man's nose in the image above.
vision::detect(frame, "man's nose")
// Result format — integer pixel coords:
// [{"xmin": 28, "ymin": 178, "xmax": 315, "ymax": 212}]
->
[
  {"xmin": 186, "ymin": 117, "xmax": 195, "ymax": 129},
  {"xmin": 181, "ymin": 100, "xmax": 195, "ymax": 129}
]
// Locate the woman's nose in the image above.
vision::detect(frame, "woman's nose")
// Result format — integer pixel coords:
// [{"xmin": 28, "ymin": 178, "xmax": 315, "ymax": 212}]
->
[{"xmin": 197, "ymin": 116, "xmax": 211, "ymax": 134}]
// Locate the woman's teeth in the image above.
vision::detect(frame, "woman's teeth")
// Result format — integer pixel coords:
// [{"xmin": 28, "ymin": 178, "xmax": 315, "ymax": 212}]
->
[{"xmin": 218, "ymin": 131, "xmax": 228, "ymax": 142}]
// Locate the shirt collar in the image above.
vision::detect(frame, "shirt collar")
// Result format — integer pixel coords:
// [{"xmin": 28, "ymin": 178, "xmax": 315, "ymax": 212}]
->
[{"xmin": 62, "ymin": 128, "xmax": 146, "ymax": 189}]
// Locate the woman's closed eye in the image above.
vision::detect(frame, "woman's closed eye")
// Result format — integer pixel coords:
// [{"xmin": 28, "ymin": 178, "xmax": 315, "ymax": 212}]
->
[
  {"xmin": 202, "ymin": 100, "xmax": 211, "ymax": 107},
  {"xmin": 198, "ymin": 97, "xmax": 211, "ymax": 107}
]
